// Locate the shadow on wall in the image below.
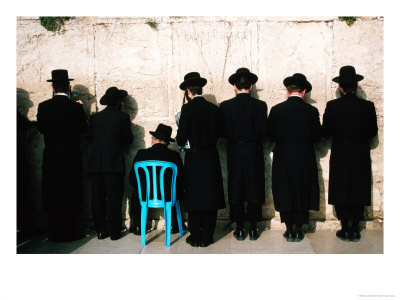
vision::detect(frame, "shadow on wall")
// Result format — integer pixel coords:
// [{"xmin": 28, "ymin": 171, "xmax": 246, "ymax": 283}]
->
[
  {"xmin": 216, "ymin": 137, "xmax": 229, "ymax": 222},
  {"xmin": 305, "ymin": 92, "xmax": 318, "ymax": 104},
  {"xmin": 71, "ymin": 84, "xmax": 97, "ymax": 117},
  {"xmin": 71, "ymin": 84, "xmax": 97, "ymax": 233},
  {"xmin": 203, "ymin": 94, "xmax": 217, "ymax": 105},
  {"xmin": 121, "ymin": 92, "xmax": 146, "ymax": 230},
  {"xmin": 17, "ymin": 88, "xmax": 46, "ymax": 233},
  {"xmin": 251, "ymin": 83, "xmax": 261, "ymax": 100},
  {"xmin": 262, "ymin": 139, "xmax": 274, "ymax": 230},
  {"xmin": 308, "ymin": 136, "xmax": 330, "ymax": 233}
]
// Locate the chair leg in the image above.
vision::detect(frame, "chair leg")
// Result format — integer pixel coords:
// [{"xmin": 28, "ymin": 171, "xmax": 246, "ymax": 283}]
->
[
  {"xmin": 165, "ymin": 203, "xmax": 172, "ymax": 247},
  {"xmin": 175, "ymin": 200, "xmax": 183, "ymax": 237},
  {"xmin": 141, "ymin": 204, "xmax": 148, "ymax": 246}
]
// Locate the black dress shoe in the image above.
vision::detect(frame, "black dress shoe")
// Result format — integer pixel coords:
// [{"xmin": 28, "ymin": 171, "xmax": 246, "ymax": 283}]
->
[
  {"xmin": 350, "ymin": 231, "xmax": 361, "ymax": 242},
  {"xmin": 336, "ymin": 229, "xmax": 351, "ymax": 241},
  {"xmin": 233, "ymin": 229, "xmax": 245, "ymax": 241},
  {"xmin": 130, "ymin": 225, "xmax": 141, "ymax": 236},
  {"xmin": 283, "ymin": 231, "xmax": 295, "ymax": 242},
  {"xmin": 200, "ymin": 239, "xmax": 214, "ymax": 247},
  {"xmin": 294, "ymin": 231, "xmax": 304, "ymax": 242},
  {"xmin": 110, "ymin": 234, "xmax": 121, "ymax": 241},
  {"xmin": 97, "ymin": 232, "xmax": 109, "ymax": 240},
  {"xmin": 249, "ymin": 228, "xmax": 259, "ymax": 241},
  {"xmin": 186, "ymin": 236, "xmax": 200, "ymax": 247}
]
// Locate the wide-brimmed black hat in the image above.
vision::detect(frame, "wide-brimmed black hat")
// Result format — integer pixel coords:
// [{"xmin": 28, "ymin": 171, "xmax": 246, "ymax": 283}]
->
[
  {"xmin": 332, "ymin": 65, "xmax": 364, "ymax": 84},
  {"xmin": 149, "ymin": 123, "xmax": 175, "ymax": 143},
  {"xmin": 46, "ymin": 69, "xmax": 74, "ymax": 82},
  {"xmin": 179, "ymin": 72, "xmax": 207, "ymax": 90},
  {"xmin": 99, "ymin": 87, "xmax": 128, "ymax": 105},
  {"xmin": 283, "ymin": 73, "xmax": 312, "ymax": 93},
  {"xmin": 228, "ymin": 67, "xmax": 258, "ymax": 86}
]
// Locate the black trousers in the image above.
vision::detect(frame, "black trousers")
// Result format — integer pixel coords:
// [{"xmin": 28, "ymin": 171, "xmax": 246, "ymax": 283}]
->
[
  {"xmin": 42, "ymin": 148, "xmax": 83, "ymax": 240},
  {"xmin": 188, "ymin": 210, "xmax": 217, "ymax": 243},
  {"xmin": 130, "ymin": 192, "xmax": 182, "ymax": 228},
  {"xmin": 280, "ymin": 211, "xmax": 309, "ymax": 225},
  {"xmin": 91, "ymin": 173, "xmax": 124, "ymax": 239},
  {"xmin": 335, "ymin": 205, "xmax": 365, "ymax": 221},
  {"xmin": 230, "ymin": 203, "xmax": 262, "ymax": 227}
]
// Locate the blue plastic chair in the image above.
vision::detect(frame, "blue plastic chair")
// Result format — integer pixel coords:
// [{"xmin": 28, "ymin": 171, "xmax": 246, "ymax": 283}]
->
[{"xmin": 134, "ymin": 160, "xmax": 184, "ymax": 247}]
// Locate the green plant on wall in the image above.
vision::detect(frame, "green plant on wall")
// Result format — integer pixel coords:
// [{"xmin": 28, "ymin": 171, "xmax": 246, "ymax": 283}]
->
[
  {"xmin": 339, "ymin": 16, "xmax": 357, "ymax": 27},
  {"xmin": 146, "ymin": 19, "xmax": 158, "ymax": 30},
  {"xmin": 39, "ymin": 17, "xmax": 73, "ymax": 32}
]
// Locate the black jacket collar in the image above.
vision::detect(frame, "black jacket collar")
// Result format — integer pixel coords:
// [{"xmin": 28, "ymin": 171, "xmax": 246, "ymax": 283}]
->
[
  {"xmin": 192, "ymin": 96, "xmax": 205, "ymax": 101},
  {"xmin": 236, "ymin": 92, "xmax": 251, "ymax": 100},
  {"xmin": 151, "ymin": 143, "xmax": 168, "ymax": 150}
]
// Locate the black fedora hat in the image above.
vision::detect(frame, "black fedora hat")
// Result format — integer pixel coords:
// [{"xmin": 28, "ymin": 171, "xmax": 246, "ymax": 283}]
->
[
  {"xmin": 47, "ymin": 69, "xmax": 74, "ymax": 82},
  {"xmin": 283, "ymin": 73, "xmax": 312, "ymax": 93},
  {"xmin": 179, "ymin": 72, "xmax": 207, "ymax": 90},
  {"xmin": 99, "ymin": 87, "xmax": 128, "ymax": 105},
  {"xmin": 332, "ymin": 65, "xmax": 364, "ymax": 84},
  {"xmin": 228, "ymin": 67, "xmax": 258, "ymax": 86},
  {"xmin": 149, "ymin": 123, "xmax": 175, "ymax": 143}
]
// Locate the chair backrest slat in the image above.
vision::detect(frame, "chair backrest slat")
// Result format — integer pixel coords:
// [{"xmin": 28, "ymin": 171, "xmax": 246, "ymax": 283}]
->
[{"xmin": 133, "ymin": 160, "xmax": 178, "ymax": 208}]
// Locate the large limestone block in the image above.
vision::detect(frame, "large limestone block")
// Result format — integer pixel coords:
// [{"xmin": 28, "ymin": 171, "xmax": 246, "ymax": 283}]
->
[
  {"xmin": 332, "ymin": 19, "xmax": 383, "ymax": 100},
  {"xmin": 17, "ymin": 18, "xmax": 96, "ymax": 120},
  {"xmin": 257, "ymin": 21, "xmax": 332, "ymax": 114},
  {"xmin": 93, "ymin": 21, "xmax": 171, "ymax": 119}
]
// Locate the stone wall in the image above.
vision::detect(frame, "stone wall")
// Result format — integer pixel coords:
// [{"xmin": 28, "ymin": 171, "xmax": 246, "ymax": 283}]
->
[{"xmin": 16, "ymin": 16, "xmax": 384, "ymax": 231}]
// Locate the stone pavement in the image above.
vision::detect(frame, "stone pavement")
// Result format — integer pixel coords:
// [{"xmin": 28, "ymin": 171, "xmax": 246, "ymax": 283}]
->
[{"xmin": 17, "ymin": 227, "xmax": 383, "ymax": 254}]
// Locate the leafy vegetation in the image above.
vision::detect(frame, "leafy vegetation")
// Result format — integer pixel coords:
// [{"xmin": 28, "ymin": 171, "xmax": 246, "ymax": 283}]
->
[
  {"xmin": 338, "ymin": 16, "xmax": 357, "ymax": 27},
  {"xmin": 39, "ymin": 17, "xmax": 73, "ymax": 32},
  {"xmin": 146, "ymin": 19, "xmax": 158, "ymax": 30}
]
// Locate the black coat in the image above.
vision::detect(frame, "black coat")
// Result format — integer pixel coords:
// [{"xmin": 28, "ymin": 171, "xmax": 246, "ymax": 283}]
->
[
  {"xmin": 219, "ymin": 93, "xmax": 268, "ymax": 205},
  {"xmin": 129, "ymin": 143, "xmax": 184, "ymax": 203},
  {"xmin": 88, "ymin": 106, "xmax": 133, "ymax": 174},
  {"xmin": 267, "ymin": 96, "xmax": 322, "ymax": 212},
  {"xmin": 37, "ymin": 94, "xmax": 87, "ymax": 217},
  {"xmin": 322, "ymin": 93, "xmax": 378, "ymax": 206},
  {"xmin": 176, "ymin": 96, "xmax": 225, "ymax": 212}
]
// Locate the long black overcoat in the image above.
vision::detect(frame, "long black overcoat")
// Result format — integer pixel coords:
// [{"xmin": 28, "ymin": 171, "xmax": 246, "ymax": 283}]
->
[
  {"xmin": 322, "ymin": 93, "xmax": 378, "ymax": 206},
  {"xmin": 219, "ymin": 93, "xmax": 268, "ymax": 206},
  {"xmin": 37, "ymin": 95, "xmax": 87, "ymax": 228},
  {"xmin": 88, "ymin": 106, "xmax": 133, "ymax": 174},
  {"xmin": 267, "ymin": 96, "xmax": 322, "ymax": 212},
  {"xmin": 176, "ymin": 96, "xmax": 225, "ymax": 212}
]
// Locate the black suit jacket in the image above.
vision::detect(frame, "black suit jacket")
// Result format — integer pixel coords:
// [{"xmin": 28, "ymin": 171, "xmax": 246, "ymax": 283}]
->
[
  {"xmin": 129, "ymin": 143, "xmax": 184, "ymax": 203},
  {"xmin": 37, "ymin": 94, "xmax": 88, "ymax": 211},
  {"xmin": 219, "ymin": 92, "xmax": 268, "ymax": 205},
  {"xmin": 267, "ymin": 96, "xmax": 322, "ymax": 212},
  {"xmin": 88, "ymin": 106, "xmax": 133, "ymax": 173},
  {"xmin": 37, "ymin": 95, "xmax": 87, "ymax": 148},
  {"xmin": 322, "ymin": 93, "xmax": 378, "ymax": 206},
  {"xmin": 176, "ymin": 96, "xmax": 225, "ymax": 211},
  {"xmin": 176, "ymin": 96, "xmax": 220, "ymax": 149}
]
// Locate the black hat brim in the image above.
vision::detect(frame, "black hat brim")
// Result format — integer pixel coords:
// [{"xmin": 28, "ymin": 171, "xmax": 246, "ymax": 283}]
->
[
  {"xmin": 149, "ymin": 131, "xmax": 175, "ymax": 143},
  {"xmin": 46, "ymin": 78, "xmax": 74, "ymax": 82},
  {"xmin": 332, "ymin": 74, "xmax": 364, "ymax": 83},
  {"xmin": 283, "ymin": 77, "xmax": 312, "ymax": 93},
  {"xmin": 228, "ymin": 72, "xmax": 258, "ymax": 85},
  {"xmin": 99, "ymin": 89, "xmax": 128, "ymax": 105},
  {"xmin": 179, "ymin": 77, "xmax": 207, "ymax": 90}
]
